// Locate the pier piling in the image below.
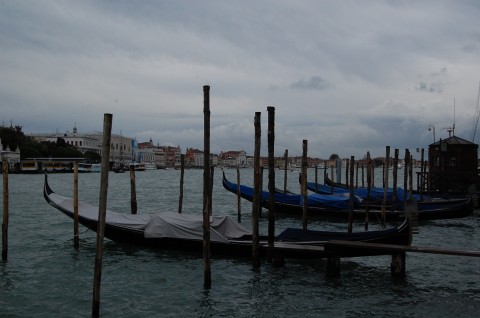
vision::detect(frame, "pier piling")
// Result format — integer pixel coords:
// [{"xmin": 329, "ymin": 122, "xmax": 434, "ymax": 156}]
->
[
  {"xmin": 130, "ymin": 164, "xmax": 137, "ymax": 214},
  {"xmin": 73, "ymin": 162, "xmax": 79, "ymax": 249},
  {"xmin": 267, "ymin": 106, "xmax": 276, "ymax": 264},
  {"xmin": 252, "ymin": 112, "xmax": 261, "ymax": 268},
  {"xmin": 2, "ymin": 159, "xmax": 9, "ymax": 261},
  {"xmin": 301, "ymin": 140, "xmax": 308, "ymax": 230},
  {"xmin": 202, "ymin": 85, "xmax": 212, "ymax": 289},
  {"xmin": 92, "ymin": 113, "xmax": 113, "ymax": 317},
  {"xmin": 178, "ymin": 154, "xmax": 185, "ymax": 213},
  {"xmin": 236, "ymin": 166, "xmax": 241, "ymax": 222}
]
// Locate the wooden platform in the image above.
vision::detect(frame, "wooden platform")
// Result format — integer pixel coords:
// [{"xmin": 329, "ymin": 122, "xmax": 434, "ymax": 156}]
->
[
  {"xmin": 324, "ymin": 240, "xmax": 480, "ymax": 258},
  {"xmin": 260, "ymin": 240, "xmax": 480, "ymax": 278}
]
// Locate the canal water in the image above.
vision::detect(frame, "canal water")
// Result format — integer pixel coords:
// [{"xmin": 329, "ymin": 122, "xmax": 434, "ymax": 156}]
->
[{"xmin": 1, "ymin": 168, "xmax": 479, "ymax": 317}]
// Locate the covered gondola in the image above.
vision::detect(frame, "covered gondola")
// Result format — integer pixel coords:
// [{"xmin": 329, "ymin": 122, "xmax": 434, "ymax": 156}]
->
[{"xmin": 44, "ymin": 174, "xmax": 412, "ymax": 258}]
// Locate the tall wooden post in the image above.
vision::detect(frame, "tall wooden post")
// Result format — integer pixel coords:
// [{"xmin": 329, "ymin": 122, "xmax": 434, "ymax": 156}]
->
[
  {"xmin": 361, "ymin": 163, "xmax": 365, "ymax": 188},
  {"xmin": 236, "ymin": 166, "xmax": 241, "ymax": 222},
  {"xmin": 392, "ymin": 149, "xmax": 399, "ymax": 208},
  {"xmin": 130, "ymin": 164, "xmax": 137, "ymax": 214},
  {"xmin": 178, "ymin": 154, "xmax": 185, "ymax": 213},
  {"xmin": 409, "ymin": 154, "xmax": 413, "ymax": 198},
  {"xmin": 371, "ymin": 164, "xmax": 375, "ymax": 188},
  {"xmin": 73, "ymin": 162, "xmax": 79, "ymax": 249},
  {"xmin": 252, "ymin": 112, "xmax": 261, "ymax": 268},
  {"xmin": 330, "ymin": 165, "xmax": 334, "ymax": 194},
  {"xmin": 301, "ymin": 140, "xmax": 308, "ymax": 230},
  {"xmin": 348, "ymin": 156, "xmax": 355, "ymax": 233},
  {"xmin": 403, "ymin": 149, "xmax": 409, "ymax": 206},
  {"xmin": 365, "ymin": 152, "xmax": 371, "ymax": 231},
  {"xmin": 283, "ymin": 149, "xmax": 288, "ymax": 193},
  {"xmin": 267, "ymin": 106, "xmax": 276, "ymax": 263},
  {"xmin": 2, "ymin": 160, "xmax": 9, "ymax": 261},
  {"xmin": 92, "ymin": 113, "xmax": 113, "ymax": 317},
  {"xmin": 202, "ymin": 85, "xmax": 212, "ymax": 289},
  {"xmin": 323, "ymin": 160, "xmax": 327, "ymax": 185},
  {"xmin": 382, "ymin": 146, "xmax": 390, "ymax": 222},
  {"xmin": 209, "ymin": 166, "xmax": 214, "ymax": 216},
  {"xmin": 345, "ymin": 159, "xmax": 350, "ymax": 188},
  {"xmin": 355, "ymin": 162, "xmax": 359, "ymax": 188}
]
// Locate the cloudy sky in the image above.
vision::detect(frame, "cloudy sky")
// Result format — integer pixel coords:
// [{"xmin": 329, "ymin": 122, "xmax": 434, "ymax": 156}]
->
[{"xmin": 2, "ymin": 0, "xmax": 480, "ymax": 159}]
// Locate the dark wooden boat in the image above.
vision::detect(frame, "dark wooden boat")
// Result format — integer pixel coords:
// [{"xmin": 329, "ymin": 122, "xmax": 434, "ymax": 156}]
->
[
  {"xmin": 223, "ymin": 172, "xmax": 473, "ymax": 221},
  {"xmin": 43, "ymin": 174, "xmax": 412, "ymax": 258}
]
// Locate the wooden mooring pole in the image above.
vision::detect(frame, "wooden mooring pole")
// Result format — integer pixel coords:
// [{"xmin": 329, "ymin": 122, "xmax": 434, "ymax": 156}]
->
[
  {"xmin": 203, "ymin": 85, "xmax": 212, "ymax": 289},
  {"xmin": 92, "ymin": 113, "xmax": 113, "ymax": 317},
  {"xmin": 267, "ymin": 106, "xmax": 277, "ymax": 264},
  {"xmin": 348, "ymin": 156, "xmax": 354, "ymax": 233},
  {"xmin": 365, "ymin": 152, "xmax": 371, "ymax": 231},
  {"xmin": 392, "ymin": 149, "xmax": 399, "ymax": 208},
  {"xmin": 73, "ymin": 162, "xmax": 79, "ymax": 249},
  {"xmin": 403, "ymin": 149, "xmax": 409, "ymax": 206},
  {"xmin": 283, "ymin": 149, "xmax": 288, "ymax": 193},
  {"xmin": 301, "ymin": 140, "xmax": 308, "ymax": 230},
  {"xmin": 130, "ymin": 164, "xmax": 137, "ymax": 214},
  {"xmin": 2, "ymin": 160, "xmax": 9, "ymax": 261},
  {"xmin": 236, "ymin": 166, "xmax": 241, "ymax": 222},
  {"xmin": 382, "ymin": 146, "xmax": 390, "ymax": 222},
  {"xmin": 178, "ymin": 154, "xmax": 185, "ymax": 213},
  {"xmin": 252, "ymin": 112, "xmax": 261, "ymax": 268}
]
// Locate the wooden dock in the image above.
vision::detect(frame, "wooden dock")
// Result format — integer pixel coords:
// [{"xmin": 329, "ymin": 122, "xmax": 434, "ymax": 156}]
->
[{"xmin": 262, "ymin": 240, "xmax": 480, "ymax": 278}]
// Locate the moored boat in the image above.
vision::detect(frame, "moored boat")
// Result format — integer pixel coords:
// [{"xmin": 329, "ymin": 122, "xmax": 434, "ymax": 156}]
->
[
  {"xmin": 43, "ymin": 174, "xmax": 412, "ymax": 258},
  {"xmin": 223, "ymin": 172, "xmax": 473, "ymax": 221}
]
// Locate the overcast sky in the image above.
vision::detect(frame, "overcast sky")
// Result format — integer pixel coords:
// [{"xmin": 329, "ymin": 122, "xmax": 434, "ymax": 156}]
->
[{"xmin": 2, "ymin": 0, "xmax": 480, "ymax": 159}]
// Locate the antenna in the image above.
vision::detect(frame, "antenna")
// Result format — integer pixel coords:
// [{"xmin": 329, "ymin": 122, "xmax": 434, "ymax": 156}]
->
[
  {"xmin": 453, "ymin": 98, "xmax": 455, "ymax": 136},
  {"xmin": 443, "ymin": 99, "xmax": 456, "ymax": 138}
]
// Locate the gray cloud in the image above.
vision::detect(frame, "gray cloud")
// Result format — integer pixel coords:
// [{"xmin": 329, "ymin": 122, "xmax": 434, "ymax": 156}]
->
[
  {"xmin": 415, "ymin": 81, "xmax": 445, "ymax": 93},
  {"xmin": 290, "ymin": 76, "xmax": 334, "ymax": 91}
]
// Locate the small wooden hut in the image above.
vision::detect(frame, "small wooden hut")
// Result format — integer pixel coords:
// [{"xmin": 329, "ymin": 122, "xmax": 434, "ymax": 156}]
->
[{"xmin": 428, "ymin": 135, "xmax": 479, "ymax": 193}]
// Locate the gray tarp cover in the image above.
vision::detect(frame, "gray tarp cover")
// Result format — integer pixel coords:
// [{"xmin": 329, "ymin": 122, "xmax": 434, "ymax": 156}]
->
[
  {"xmin": 49, "ymin": 192, "xmax": 251, "ymax": 242},
  {"xmin": 144, "ymin": 212, "xmax": 251, "ymax": 242}
]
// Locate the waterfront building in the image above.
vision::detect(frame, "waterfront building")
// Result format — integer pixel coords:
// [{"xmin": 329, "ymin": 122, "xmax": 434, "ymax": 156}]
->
[
  {"xmin": 0, "ymin": 137, "xmax": 21, "ymax": 171},
  {"xmin": 29, "ymin": 125, "xmax": 133, "ymax": 163}
]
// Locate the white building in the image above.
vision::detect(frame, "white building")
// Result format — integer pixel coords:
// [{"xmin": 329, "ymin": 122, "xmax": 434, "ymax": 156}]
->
[{"xmin": 0, "ymin": 137, "xmax": 21, "ymax": 171}]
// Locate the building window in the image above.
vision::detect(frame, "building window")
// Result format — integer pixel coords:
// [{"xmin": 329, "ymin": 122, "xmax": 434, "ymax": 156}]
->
[{"xmin": 449, "ymin": 156, "xmax": 457, "ymax": 167}]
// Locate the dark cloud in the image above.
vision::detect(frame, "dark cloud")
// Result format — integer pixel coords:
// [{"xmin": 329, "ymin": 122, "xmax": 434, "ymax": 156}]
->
[
  {"xmin": 290, "ymin": 76, "xmax": 333, "ymax": 91},
  {"xmin": 415, "ymin": 81, "xmax": 445, "ymax": 93}
]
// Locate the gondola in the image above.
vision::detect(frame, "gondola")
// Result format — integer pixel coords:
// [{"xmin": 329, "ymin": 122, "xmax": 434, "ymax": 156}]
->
[
  {"xmin": 43, "ymin": 174, "xmax": 412, "ymax": 258},
  {"xmin": 223, "ymin": 172, "xmax": 473, "ymax": 221},
  {"xmin": 311, "ymin": 176, "xmax": 474, "ymax": 213}
]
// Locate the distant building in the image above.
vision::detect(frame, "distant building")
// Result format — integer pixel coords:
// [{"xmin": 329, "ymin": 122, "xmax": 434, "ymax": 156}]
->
[
  {"xmin": 0, "ymin": 137, "xmax": 21, "ymax": 171},
  {"xmin": 29, "ymin": 124, "xmax": 133, "ymax": 163},
  {"xmin": 220, "ymin": 150, "xmax": 247, "ymax": 167},
  {"xmin": 137, "ymin": 140, "xmax": 170, "ymax": 168}
]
